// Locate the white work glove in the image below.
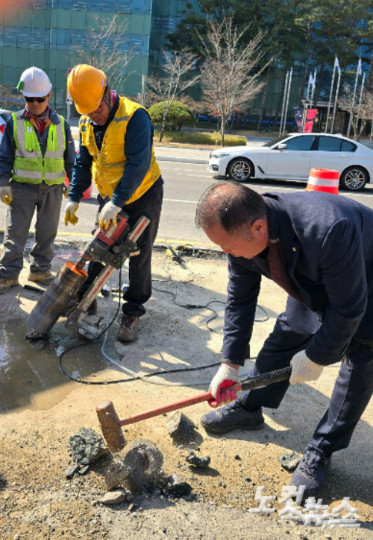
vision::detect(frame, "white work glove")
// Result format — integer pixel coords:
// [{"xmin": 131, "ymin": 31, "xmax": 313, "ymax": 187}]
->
[
  {"xmin": 208, "ymin": 363, "xmax": 240, "ymax": 408},
  {"xmin": 0, "ymin": 186, "xmax": 12, "ymax": 205},
  {"xmin": 99, "ymin": 201, "xmax": 122, "ymax": 230},
  {"xmin": 290, "ymin": 350, "xmax": 324, "ymax": 385},
  {"xmin": 65, "ymin": 201, "xmax": 79, "ymax": 226}
]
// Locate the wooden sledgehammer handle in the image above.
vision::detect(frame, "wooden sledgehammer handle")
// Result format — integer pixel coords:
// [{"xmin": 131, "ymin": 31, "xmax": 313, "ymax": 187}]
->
[{"xmin": 117, "ymin": 366, "xmax": 292, "ymax": 427}]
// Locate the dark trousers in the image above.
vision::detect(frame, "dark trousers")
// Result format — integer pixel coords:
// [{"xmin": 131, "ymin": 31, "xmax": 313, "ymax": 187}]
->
[
  {"xmin": 240, "ymin": 311, "xmax": 373, "ymax": 456},
  {"xmin": 80, "ymin": 181, "xmax": 163, "ymax": 316}
]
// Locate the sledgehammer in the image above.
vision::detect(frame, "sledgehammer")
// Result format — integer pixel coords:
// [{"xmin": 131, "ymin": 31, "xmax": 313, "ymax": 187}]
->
[{"xmin": 96, "ymin": 366, "xmax": 292, "ymax": 452}]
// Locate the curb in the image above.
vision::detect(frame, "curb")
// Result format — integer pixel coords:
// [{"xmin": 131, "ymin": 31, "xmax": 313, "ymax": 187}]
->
[
  {"xmin": 157, "ymin": 156, "xmax": 209, "ymax": 165},
  {"xmin": 0, "ymin": 229, "xmax": 219, "ymax": 253}
]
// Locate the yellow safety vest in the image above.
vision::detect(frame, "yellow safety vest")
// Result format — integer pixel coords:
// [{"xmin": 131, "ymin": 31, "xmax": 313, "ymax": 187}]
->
[
  {"xmin": 79, "ymin": 97, "xmax": 161, "ymax": 204},
  {"xmin": 12, "ymin": 111, "xmax": 66, "ymax": 185}
]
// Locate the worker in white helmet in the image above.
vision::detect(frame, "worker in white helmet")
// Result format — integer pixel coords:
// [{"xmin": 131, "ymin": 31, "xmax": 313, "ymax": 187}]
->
[{"xmin": 0, "ymin": 66, "xmax": 75, "ymax": 294}]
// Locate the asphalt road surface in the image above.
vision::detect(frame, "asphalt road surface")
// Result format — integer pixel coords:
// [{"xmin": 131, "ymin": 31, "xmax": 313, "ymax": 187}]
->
[
  {"xmin": 1, "ymin": 160, "xmax": 373, "ymax": 248},
  {"xmin": 157, "ymin": 160, "xmax": 373, "ymax": 244}
]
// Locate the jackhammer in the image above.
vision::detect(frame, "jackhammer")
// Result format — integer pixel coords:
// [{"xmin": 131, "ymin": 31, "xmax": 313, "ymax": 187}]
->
[{"xmin": 27, "ymin": 212, "xmax": 150, "ymax": 340}]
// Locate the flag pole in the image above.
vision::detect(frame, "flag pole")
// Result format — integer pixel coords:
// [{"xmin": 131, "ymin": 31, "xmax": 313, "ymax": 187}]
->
[
  {"xmin": 279, "ymin": 70, "xmax": 289, "ymax": 136},
  {"xmin": 283, "ymin": 68, "xmax": 292, "ymax": 137},
  {"xmin": 355, "ymin": 72, "xmax": 366, "ymax": 140},
  {"xmin": 325, "ymin": 63, "xmax": 336, "ymax": 133},
  {"xmin": 310, "ymin": 69, "xmax": 317, "ymax": 106},
  {"xmin": 302, "ymin": 74, "xmax": 311, "ymax": 132},
  {"xmin": 331, "ymin": 68, "xmax": 341, "ymax": 133},
  {"xmin": 347, "ymin": 59, "xmax": 361, "ymax": 138}
]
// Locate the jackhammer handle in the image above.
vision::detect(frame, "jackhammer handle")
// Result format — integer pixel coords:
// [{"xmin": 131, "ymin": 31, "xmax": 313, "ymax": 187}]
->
[{"xmin": 117, "ymin": 366, "xmax": 292, "ymax": 428}]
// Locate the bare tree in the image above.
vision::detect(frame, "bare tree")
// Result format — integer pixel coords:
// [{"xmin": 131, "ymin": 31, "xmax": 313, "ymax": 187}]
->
[
  {"xmin": 146, "ymin": 49, "xmax": 200, "ymax": 142},
  {"xmin": 198, "ymin": 17, "xmax": 272, "ymax": 146},
  {"xmin": 338, "ymin": 84, "xmax": 366, "ymax": 141},
  {"xmin": 354, "ymin": 90, "xmax": 373, "ymax": 140},
  {"xmin": 0, "ymin": 84, "xmax": 16, "ymax": 110},
  {"xmin": 73, "ymin": 13, "xmax": 134, "ymax": 90}
]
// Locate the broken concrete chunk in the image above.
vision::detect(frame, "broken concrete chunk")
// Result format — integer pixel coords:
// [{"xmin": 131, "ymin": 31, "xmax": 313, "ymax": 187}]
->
[
  {"xmin": 105, "ymin": 461, "xmax": 128, "ymax": 491},
  {"xmin": 277, "ymin": 451, "xmax": 302, "ymax": 472},
  {"xmin": 99, "ymin": 488, "xmax": 127, "ymax": 505},
  {"xmin": 166, "ymin": 411, "xmax": 199, "ymax": 445},
  {"xmin": 168, "ymin": 473, "xmax": 192, "ymax": 497},
  {"xmin": 69, "ymin": 428, "xmax": 108, "ymax": 465},
  {"xmin": 64, "ymin": 464, "xmax": 80, "ymax": 479},
  {"xmin": 186, "ymin": 450, "xmax": 211, "ymax": 469},
  {"xmin": 105, "ymin": 439, "xmax": 164, "ymax": 493},
  {"xmin": 78, "ymin": 465, "xmax": 90, "ymax": 475},
  {"xmin": 167, "ymin": 411, "xmax": 194, "ymax": 437}
]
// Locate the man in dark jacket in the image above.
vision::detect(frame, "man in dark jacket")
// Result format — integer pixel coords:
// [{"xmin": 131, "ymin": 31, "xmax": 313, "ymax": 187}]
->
[{"xmin": 196, "ymin": 180, "xmax": 373, "ymax": 498}]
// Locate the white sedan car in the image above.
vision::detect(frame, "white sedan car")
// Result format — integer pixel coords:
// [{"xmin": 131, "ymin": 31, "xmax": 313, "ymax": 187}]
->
[{"xmin": 208, "ymin": 133, "xmax": 373, "ymax": 191}]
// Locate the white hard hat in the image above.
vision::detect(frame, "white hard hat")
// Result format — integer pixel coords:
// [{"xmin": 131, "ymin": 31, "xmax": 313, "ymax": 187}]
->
[{"xmin": 17, "ymin": 67, "xmax": 52, "ymax": 97}]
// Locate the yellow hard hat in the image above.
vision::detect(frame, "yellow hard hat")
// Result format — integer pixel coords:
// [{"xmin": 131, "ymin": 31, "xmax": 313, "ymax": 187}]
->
[{"xmin": 67, "ymin": 64, "xmax": 106, "ymax": 115}]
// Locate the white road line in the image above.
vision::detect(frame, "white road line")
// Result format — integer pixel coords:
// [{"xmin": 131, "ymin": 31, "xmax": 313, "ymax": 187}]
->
[
  {"xmin": 161, "ymin": 168, "xmax": 205, "ymax": 172},
  {"xmin": 158, "ymin": 159, "xmax": 207, "ymax": 164},
  {"xmin": 164, "ymin": 198, "xmax": 198, "ymax": 204},
  {"xmin": 185, "ymin": 174, "xmax": 212, "ymax": 178},
  {"xmin": 173, "ymin": 173, "xmax": 212, "ymax": 178}
]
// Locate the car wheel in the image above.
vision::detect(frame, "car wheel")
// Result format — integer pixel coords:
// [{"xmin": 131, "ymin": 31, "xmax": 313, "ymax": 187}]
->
[
  {"xmin": 340, "ymin": 166, "xmax": 367, "ymax": 191},
  {"xmin": 227, "ymin": 158, "xmax": 252, "ymax": 182}
]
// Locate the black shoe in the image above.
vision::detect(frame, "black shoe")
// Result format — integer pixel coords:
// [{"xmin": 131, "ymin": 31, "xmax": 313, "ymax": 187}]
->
[
  {"xmin": 200, "ymin": 400, "xmax": 264, "ymax": 435},
  {"xmin": 290, "ymin": 445, "xmax": 331, "ymax": 500}
]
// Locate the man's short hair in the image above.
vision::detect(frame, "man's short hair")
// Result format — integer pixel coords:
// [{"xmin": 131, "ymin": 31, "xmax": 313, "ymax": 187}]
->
[{"xmin": 195, "ymin": 181, "xmax": 266, "ymax": 237}]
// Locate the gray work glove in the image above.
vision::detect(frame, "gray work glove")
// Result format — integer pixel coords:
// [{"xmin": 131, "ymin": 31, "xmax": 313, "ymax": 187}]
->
[{"xmin": 290, "ymin": 350, "xmax": 323, "ymax": 385}]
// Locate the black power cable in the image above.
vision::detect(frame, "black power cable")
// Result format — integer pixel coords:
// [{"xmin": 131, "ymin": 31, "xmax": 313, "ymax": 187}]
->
[{"xmin": 58, "ymin": 251, "xmax": 268, "ymax": 385}]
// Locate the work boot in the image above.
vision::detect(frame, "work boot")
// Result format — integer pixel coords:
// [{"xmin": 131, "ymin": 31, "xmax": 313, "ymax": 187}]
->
[
  {"xmin": 28, "ymin": 270, "xmax": 55, "ymax": 286},
  {"xmin": 117, "ymin": 313, "xmax": 140, "ymax": 342},
  {"xmin": 290, "ymin": 445, "xmax": 331, "ymax": 500},
  {"xmin": 0, "ymin": 277, "xmax": 19, "ymax": 294},
  {"xmin": 200, "ymin": 400, "xmax": 264, "ymax": 435}
]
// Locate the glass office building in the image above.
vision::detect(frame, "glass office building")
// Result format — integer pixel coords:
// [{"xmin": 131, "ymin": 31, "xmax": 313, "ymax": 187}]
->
[{"xmin": 0, "ymin": 0, "xmax": 155, "ymax": 115}]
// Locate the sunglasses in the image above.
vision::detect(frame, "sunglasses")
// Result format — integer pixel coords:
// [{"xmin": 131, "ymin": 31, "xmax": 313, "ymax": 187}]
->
[{"xmin": 24, "ymin": 96, "xmax": 48, "ymax": 103}]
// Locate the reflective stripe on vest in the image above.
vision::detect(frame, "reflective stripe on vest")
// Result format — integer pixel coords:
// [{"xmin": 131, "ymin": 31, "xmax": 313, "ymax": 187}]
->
[
  {"xmin": 12, "ymin": 111, "xmax": 66, "ymax": 185},
  {"xmin": 79, "ymin": 97, "xmax": 161, "ymax": 204}
]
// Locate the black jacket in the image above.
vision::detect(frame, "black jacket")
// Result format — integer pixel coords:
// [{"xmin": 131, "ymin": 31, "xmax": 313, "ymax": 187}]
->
[{"xmin": 223, "ymin": 191, "xmax": 373, "ymax": 366}]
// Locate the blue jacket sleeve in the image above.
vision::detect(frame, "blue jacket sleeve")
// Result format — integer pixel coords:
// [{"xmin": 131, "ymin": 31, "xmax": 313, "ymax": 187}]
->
[
  {"xmin": 68, "ymin": 135, "xmax": 93, "ymax": 203},
  {"xmin": 306, "ymin": 218, "xmax": 367, "ymax": 366},
  {"xmin": 0, "ymin": 116, "xmax": 15, "ymax": 187},
  {"xmin": 222, "ymin": 255, "xmax": 262, "ymax": 365},
  {"xmin": 111, "ymin": 109, "xmax": 153, "ymax": 208},
  {"xmin": 63, "ymin": 120, "xmax": 76, "ymax": 182}
]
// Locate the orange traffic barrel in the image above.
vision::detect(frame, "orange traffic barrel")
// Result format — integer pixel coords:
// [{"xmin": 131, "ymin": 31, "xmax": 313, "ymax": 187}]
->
[{"xmin": 305, "ymin": 168, "xmax": 339, "ymax": 195}]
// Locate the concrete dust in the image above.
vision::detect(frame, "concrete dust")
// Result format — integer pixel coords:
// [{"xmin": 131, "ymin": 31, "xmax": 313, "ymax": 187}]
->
[{"xmin": 1, "ymin": 245, "xmax": 373, "ymax": 539}]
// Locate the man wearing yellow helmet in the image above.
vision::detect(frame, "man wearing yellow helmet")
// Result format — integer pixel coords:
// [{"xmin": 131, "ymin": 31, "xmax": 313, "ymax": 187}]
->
[{"xmin": 65, "ymin": 64, "xmax": 163, "ymax": 342}]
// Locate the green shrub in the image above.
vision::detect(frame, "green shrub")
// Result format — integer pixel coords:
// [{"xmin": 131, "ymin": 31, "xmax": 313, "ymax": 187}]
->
[
  {"xmin": 154, "ymin": 130, "xmax": 247, "ymax": 146},
  {"xmin": 149, "ymin": 101, "xmax": 196, "ymax": 131}
]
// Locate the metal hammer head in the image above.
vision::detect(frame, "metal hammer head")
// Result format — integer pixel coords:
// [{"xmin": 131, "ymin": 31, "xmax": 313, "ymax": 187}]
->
[{"xmin": 96, "ymin": 399, "xmax": 126, "ymax": 452}]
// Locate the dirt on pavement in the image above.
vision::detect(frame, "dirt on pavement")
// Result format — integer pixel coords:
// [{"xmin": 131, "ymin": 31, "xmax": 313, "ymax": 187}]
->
[{"xmin": 1, "ymin": 245, "xmax": 373, "ymax": 539}]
